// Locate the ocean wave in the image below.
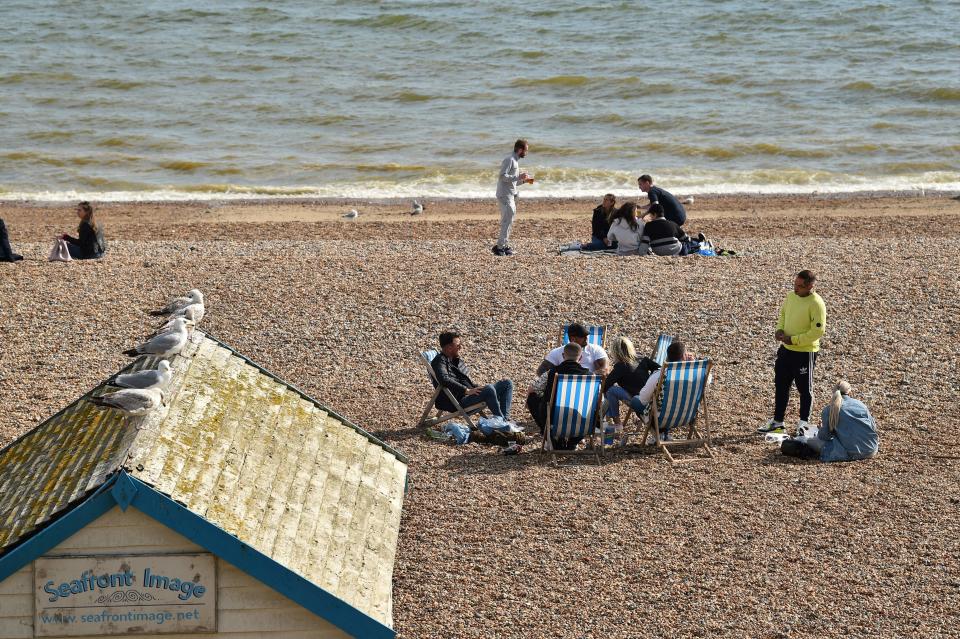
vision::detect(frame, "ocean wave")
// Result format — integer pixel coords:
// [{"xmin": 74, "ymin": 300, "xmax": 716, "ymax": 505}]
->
[
  {"xmin": 388, "ymin": 91, "xmax": 433, "ymax": 103},
  {"xmin": 0, "ymin": 71, "xmax": 79, "ymax": 84},
  {"xmin": 330, "ymin": 13, "xmax": 447, "ymax": 33},
  {"xmin": 157, "ymin": 160, "xmax": 210, "ymax": 172},
  {"xmin": 91, "ymin": 78, "xmax": 147, "ymax": 90}
]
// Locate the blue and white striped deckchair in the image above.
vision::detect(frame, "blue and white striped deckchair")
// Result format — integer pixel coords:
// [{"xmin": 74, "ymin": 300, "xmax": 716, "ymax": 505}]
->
[
  {"xmin": 560, "ymin": 324, "xmax": 607, "ymax": 348},
  {"xmin": 647, "ymin": 359, "xmax": 715, "ymax": 462},
  {"xmin": 416, "ymin": 350, "xmax": 485, "ymax": 430},
  {"xmin": 542, "ymin": 373, "xmax": 603, "ymax": 464},
  {"xmin": 652, "ymin": 333, "xmax": 674, "ymax": 365}
]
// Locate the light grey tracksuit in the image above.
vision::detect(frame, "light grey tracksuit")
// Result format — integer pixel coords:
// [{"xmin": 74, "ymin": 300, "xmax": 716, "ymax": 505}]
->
[{"xmin": 495, "ymin": 151, "xmax": 524, "ymax": 248}]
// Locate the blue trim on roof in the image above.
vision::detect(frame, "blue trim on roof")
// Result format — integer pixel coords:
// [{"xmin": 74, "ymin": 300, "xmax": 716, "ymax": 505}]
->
[
  {"xmin": 0, "ymin": 476, "xmax": 119, "ymax": 583},
  {"xmin": 127, "ymin": 474, "xmax": 395, "ymax": 639},
  {"xmin": 0, "ymin": 472, "xmax": 395, "ymax": 639}
]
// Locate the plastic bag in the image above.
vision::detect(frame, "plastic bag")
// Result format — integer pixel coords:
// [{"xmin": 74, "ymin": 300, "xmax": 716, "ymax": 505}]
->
[
  {"xmin": 478, "ymin": 416, "xmax": 523, "ymax": 435},
  {"xmin": 443, "ymin": 422, "xmax": 470, "ymax": 445},
  {"xmin": 48, "ymin": 238, "xmax": 72, "ymax": 262}
]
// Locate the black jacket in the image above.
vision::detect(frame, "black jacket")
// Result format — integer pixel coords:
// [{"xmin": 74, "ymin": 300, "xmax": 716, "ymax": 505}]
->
[
  {"xmin": 602, "ymin": 357, "xmax": 660, "ymax": 396},
  {"xmin": 591, "ymin": 205, "xmax": 613, "ymax": 240},
  {"xmin": 431, "ymin": 353, "xmax": 475, "ymax": 411},
  {"xmin": 65, "ymin": 221, "xmax": 106, "ymax": 259}
]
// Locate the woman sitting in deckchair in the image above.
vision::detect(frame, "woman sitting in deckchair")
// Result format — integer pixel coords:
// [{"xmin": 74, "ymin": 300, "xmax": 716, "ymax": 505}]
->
[{"xmin": 601, "ymin": 336, "xmax": 658, "ymax": 423}]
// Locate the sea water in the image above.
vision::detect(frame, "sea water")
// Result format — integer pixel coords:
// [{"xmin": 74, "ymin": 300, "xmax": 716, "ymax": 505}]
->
[{"xmin": 0, "ymin": 0, "xmax": 957, "ymax": 200}]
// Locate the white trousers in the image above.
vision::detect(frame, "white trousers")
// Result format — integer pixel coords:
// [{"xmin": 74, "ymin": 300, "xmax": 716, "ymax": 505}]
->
[{"xmin": 496, "ymin": 195, "xmax": 517, "ymax": 248}]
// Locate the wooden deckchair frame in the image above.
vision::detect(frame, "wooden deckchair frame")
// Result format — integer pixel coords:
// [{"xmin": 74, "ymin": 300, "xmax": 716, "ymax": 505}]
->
[
  {"xmin": 540, "ymin": 374, "xmax": 603, "ymax": 465},
  {"xmin": 557, "ymin": 324, "xmax": 608, "ymax": 349},
  {"xmin": 621, "ymin": 360, "xmax": 715, "ymax": 463},
  {"xmin": 416, "ymin": 350, "xmax": 485, "ymax": 430}
]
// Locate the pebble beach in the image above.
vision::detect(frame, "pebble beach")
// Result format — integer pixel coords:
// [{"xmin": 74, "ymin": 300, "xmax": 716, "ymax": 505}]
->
[{"xmin": 2, "ymin": 194, "xmax": 959, "ymax": 638}]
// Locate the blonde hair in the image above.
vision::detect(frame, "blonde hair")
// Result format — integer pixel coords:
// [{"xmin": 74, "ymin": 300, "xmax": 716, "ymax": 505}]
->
[
  {"xmin": 608, "ymin": 336, "xmax": 637, "ymax": 367},
  {"xmin": 827, "ymin": 380, "xmax": 853, "ymax": 431}
]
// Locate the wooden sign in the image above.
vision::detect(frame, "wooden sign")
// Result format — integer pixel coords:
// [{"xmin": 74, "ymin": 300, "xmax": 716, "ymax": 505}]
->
[{"xmin": 34, "ymin": 554, "xmax": 216, "ymax": 637}]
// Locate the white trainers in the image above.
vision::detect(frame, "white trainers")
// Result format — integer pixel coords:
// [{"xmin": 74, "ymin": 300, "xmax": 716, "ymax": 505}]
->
[{"xmin": 794, "ymin": 420, "xmax": 810, "ymax": 438}]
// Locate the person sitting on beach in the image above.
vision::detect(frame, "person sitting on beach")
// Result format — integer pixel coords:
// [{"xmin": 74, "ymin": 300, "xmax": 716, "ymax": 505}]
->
[
  {"xmin": 581, "ymin": 193, "xmax": 618, "ymax": 251},
  {"xmin": 780, "ymin": 381, "xmax": 879, "ymax": 462},
  {"xmin": 640, "ymin": 203, "xmax": 692, "ymax": 256},
  {"xmin": 525, "ymin": 341, "xmax": 589, "ymax": 448},
  {"xmin": 628, "ymin": 341, "xmax": 695, "ymax": 440},
  {"xmin": 431, "ymin": 331, "xmax": 514, "ymax": 419},
  {"xmin": 61, "ymin": 201, "xmax": 107, "ymax": 260},
  {"xmin": 536, "ymin": 322, "xmax": 609, "ymax": 376},
  {"xmin": 601, "ymin": 336, "xmax": 660, "ymax": 422},
  {"xmin": 606, "ymin": 202, "xmax": 645, "ymax": 256},
  {"xmin": 0, "ymin": 218, "xmax": 23, "ymax": 262},
  {"xmin": 638, "ymin": 174, "xmax": 686, "ymax": 226}
]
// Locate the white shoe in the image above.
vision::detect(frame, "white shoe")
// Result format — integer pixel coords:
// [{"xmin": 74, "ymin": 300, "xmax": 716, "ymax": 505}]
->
[
  {"xmin": 794, "ymin": 420, "xmax": 811, "ymax": 438},
  {"xmin": 757, "ymin": 418, "xmax": 785, "ymax": 434}
]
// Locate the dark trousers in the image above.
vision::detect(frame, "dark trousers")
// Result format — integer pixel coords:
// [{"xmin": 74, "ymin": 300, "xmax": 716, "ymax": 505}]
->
[
  {"xmin": 0, "ymin": 219, "xmax": 18, "ymax": 262},
  {"xmin": 774, "ymin": 346, "xmax": 817, "ymax": 422}
]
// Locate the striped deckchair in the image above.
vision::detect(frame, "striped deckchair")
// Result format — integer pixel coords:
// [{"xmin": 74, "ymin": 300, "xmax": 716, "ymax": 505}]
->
[
  {"xmin": 652, "ymin": 333, "xmax": 674, "ymax": 365},
  {"xmin": 559, "ymin": 324, "xmax": 607, "ymax": 348},
  {"xmin": 645, "ymin": 359, "xmax": 715, "ymax": 463},
  {"xmin": 541, "ymin": 373, "xmax": 603, "ymax": 464},
  {"xmin": 416, "ymin": 350, "xmax": 484, "ymax": 430}
]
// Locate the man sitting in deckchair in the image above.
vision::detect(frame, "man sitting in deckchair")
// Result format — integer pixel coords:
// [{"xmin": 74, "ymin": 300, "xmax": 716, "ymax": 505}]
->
[
  {"xmin": 526, "ymin": 342, "xmax": 590, "ymax": 449},
  {"xmin": 536, "ymin": 322, "xmax": 609, "ymax": 375},
  {"xmin": 431, "ymin": 331, "xmax": 514, "ymax": 419}
]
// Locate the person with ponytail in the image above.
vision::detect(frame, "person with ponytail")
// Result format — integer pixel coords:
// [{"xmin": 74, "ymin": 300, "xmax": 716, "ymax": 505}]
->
[
  {"xmin": 61, "ymin": 201, "xmax": 107, "ymax": 259},
  {"xmin": 781, "ymin": 380, "xmax": 879, "ymax": 461}
]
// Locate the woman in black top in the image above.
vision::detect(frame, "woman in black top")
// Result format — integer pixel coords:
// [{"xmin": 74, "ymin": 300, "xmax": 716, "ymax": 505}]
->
[
  {"xmin": 602, "ymin": 336, "xmax": 657, "ymax": 421},
  {"xmin": 62, "ymin": 201, "xmax": 107, "ymax": 259}
]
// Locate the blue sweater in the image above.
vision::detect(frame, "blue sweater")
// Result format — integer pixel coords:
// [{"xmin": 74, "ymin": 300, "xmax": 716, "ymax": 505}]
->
[{"xmin": 817, "ymin": 397, "xmax": 879, "ymax": 462}]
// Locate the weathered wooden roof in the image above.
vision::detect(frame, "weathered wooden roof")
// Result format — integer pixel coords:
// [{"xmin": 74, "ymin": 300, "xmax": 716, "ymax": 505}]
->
[{"xmin": 0, "ymin": 331, "xmax": 407, "ymax": 628}]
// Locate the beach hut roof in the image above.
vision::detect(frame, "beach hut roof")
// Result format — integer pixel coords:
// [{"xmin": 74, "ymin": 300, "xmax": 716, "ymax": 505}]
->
[{"xmin": 0, "ymin": 332, "xmax": 407, "ymax": 638}]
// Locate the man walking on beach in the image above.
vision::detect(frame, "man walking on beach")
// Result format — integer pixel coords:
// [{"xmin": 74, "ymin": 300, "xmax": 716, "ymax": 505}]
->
[
  {"xmin": 758, "ymin": 270, "xmax": 827, "ymax": 436},
  {"xmin": 493, "ymin": 139, "xmax": 533, "ymax": 256},
  {"xmin": 638, "ymin": 174, "xmax": 686, "ymax": 226}
]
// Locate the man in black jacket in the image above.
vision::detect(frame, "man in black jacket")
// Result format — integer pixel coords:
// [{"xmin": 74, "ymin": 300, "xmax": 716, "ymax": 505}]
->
[
  {"xmin": 431, "ymin": 331, "xmax": 513, "ymax": 419},
  {"xmin": 525, "ymin": 342, "xmax": 590, "ymax": 449}
]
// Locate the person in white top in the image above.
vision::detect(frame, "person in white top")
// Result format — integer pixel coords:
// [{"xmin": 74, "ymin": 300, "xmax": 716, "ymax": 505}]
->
[
  {"xmin": 493, "ymin": 138, "xmax": 534, "ymax": 256},
  {"xmin": 536, "ymin": 322, "xmax": 609, "ymax": 375},
  {"xmin": 605, "ymin": 202, "xmax": 646, "ymax": 256}
]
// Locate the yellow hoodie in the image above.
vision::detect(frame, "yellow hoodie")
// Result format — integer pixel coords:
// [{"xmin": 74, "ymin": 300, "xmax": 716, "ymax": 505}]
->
[{"xmin": 777, "ymin": 291, "xmax": 827, "ymax": 352}]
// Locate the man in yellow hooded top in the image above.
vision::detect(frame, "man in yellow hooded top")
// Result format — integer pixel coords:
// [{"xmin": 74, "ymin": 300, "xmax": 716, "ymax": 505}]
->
[{"xmin": 758, "ymin": 270, "xmax": 827, "ymax": 436}]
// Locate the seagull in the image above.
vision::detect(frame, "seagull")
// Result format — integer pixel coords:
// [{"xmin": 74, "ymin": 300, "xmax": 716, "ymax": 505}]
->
[
  {"xmin": 109, "ymin": 360, "xmax": 172, "ymax": 390},
  {"xmin": 150, "ymin": 289, "xmax": 204, "ymax": 316},
  {"xmin": 683, "ymin": 196, "xmax": 695, "ymax": 205},
  {"xmin": 150, "ymin": 316, "xmax": 194, "ymax": 338},
  {"xmin": 89, "ymin": 387, "xmax": 165, "ymax": 415},
  {"xmin": 411, "ymin": 201, "xmax": 424, "ymax": 215},
  {"xmin": 169, "ymin": 302, "xmax": 205, "ymax": 324},
  {"xmin": 123, "ymin": 321, "xmax": 189, "ymax": 358},
  {"xmin": 343, "ymin": 209, "xmax": 359, "ymax": 219}
]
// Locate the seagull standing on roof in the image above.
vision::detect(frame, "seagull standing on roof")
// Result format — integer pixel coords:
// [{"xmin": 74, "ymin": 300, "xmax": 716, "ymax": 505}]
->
[
  {"xmin": 411, "ymin": 201, "xmax": 424, "ymax": 215},
  {"xmin": 89, "ymin": 387, "xmax": 166, "ymax": 415},
  {"xmin": 343, "ymin": 209, "xmax": 359, "ymax": 219},
  {"xmin": 168, "ymin": 301, "xmax": 205, "ymax": 324},
  {"xmin": 123, "ymin": 320, "xmax": 189, "ymax": 358},
  {"xmin": 150, "ymin": 289, "xmax": 203, "ymax": 316},
  {"xmin": 110, "ymin": 360, "xmax": 172, "ymax": 390}
]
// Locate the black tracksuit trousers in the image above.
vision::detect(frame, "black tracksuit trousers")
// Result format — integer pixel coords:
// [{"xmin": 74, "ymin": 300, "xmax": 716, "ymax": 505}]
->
[{"xmin": 774, "ymin": 346, "xmax": 818, "ymax": 422}]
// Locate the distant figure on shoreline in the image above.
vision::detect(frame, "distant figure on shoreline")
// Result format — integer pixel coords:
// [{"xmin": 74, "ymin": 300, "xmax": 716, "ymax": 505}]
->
[
  {"xmin": 638, "ymin": 174, "xmax": 686, "ymax": 226},
  {"xmin": 493, "ymin": 139, "xmax": 533, "ymax": 257},
  {"xmin": 758, "ymin": 270, "xmax": 827, "ymax": 437},
  {"xmin": 780, "ymin": 380, "xmax": 879, "ymax": 461},
  {"xmin": 0, "ymin": 218, "xmax": 23, "ymax": 262},
  {"xmin": 581, "ymin": 193, "xmax": 618, "ymax": 251},
  {"xmin": 61, "ymin": 201, "xmax": 107, "ymax": 260}
]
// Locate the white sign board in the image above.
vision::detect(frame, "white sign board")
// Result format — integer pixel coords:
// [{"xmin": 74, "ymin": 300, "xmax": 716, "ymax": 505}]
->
[{"xmin": 34, "ymin": 554, "xmax": 216, "ymax": 637}]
